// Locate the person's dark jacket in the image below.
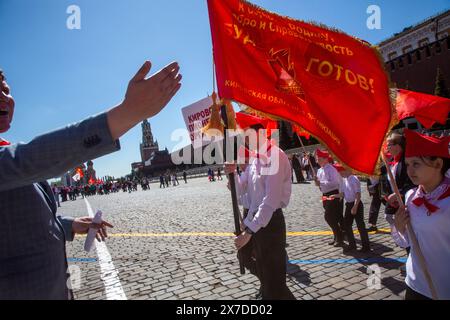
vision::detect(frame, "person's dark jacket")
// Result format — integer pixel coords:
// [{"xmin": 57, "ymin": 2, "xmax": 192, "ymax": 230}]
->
[
  {"xmin": 0, "ymin": 113, "xmax": 120, "ymax": 299},
  {"xmin": 380, "ymin": 156, "xmax": 416, "ymax": 215}
]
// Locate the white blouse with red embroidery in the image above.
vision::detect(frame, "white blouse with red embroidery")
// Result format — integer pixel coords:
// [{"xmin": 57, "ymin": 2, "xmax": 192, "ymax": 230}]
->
[{"xmin": 392, "ymin": 178, "xmax": 450, "ymax": 299}]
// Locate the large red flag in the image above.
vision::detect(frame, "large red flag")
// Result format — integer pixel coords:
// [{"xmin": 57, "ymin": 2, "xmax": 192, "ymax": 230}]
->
[
  {"xmin": 396, "ymin": 89, "xmax": 450, "ymax": 129},
  {"xmin": 207, "ymin": 0, "xmax": 394, "ymax": 175}
]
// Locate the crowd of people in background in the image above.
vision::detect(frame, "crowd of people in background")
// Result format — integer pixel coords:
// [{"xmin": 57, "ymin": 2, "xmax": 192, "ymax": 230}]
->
[
  {"xmin": 207, "ymin": 167, "xmax": 223, "ymax": 182},
  {"xmin": 288, "ymin": 152, "xmax": 318, "ymax": 184},
  {"xmin": 159, "ymin": 170, "xmax": 183, "ymax": 188},
  {"xmin": 51, "ymin": 169, "xmax": 194, "ymax": 205},
  {"xmin": 52, "ymin": 170, "xmax": 192, "ymax": 204},
  {"xmin": 51, "ymin": 180, "xmax": 140, "ymax": 203}
]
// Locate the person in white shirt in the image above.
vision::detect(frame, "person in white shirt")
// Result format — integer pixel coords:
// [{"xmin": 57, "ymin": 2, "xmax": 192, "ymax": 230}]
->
[
  {"xmin": 393, "ymin": 129, "xmax": 450, "ymax": 300},
  {"xmin": 52, "ymin": 184, "xmax": 61, "ymax": 208},
  {"xmin": 225, "ymin": 124, "xmax": 295, "ymax": 300},
  {"xmin": 314, "ymin": 149, "xmax": 344, "ymax": 247},
  {"xmin": 333, "ymin": 164, "xmax": 371, "ymax": 253},
  {"xmin": 302, "ymin": 153, "xmax": 312, "ymax": 180}
]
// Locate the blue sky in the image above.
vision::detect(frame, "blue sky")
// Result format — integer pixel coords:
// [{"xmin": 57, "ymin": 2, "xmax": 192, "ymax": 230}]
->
[{"xmin": 1, "ymin": 0, "xmax": 449, "ymax": 178}]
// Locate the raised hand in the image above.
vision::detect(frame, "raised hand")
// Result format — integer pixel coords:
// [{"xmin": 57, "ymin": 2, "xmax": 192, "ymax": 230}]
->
[
  {"xmin": 107, "ymin": 61, "xmax": 182, "ymax": 140},
  {"xmin": 125, "ymin": 61, "xmax": 182, "ymax": 120}
]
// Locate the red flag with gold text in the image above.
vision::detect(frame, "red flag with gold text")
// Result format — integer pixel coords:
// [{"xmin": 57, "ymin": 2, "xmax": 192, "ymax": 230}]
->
[{"xmin": 207, "ymin": 0, "xmax": 394, "ymax": 175}]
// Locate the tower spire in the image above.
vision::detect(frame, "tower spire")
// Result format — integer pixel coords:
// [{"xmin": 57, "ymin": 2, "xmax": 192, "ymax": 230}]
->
[{"xmin": 140, "ymin": 119, "xmax": 159, "ymax": 162}]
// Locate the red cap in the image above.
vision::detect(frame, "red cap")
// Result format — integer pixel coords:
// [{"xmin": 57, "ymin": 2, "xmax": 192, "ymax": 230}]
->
[
  {"xmin": 405, "ymin": 129, "xmax": 450, "ymax": 159},
  {"xmin": 0, "ymin": 138, "xmax": 11, "ymax": 146},
  {"xmin": 333, "ymin": 163, "xmax": 346, "ymax": 173},
  {"xmin": 235, "ymin": 112, "xmax": 278, "ymax": 133},
  {"xmin": 316, "ymin": 149, "xmax": 330, "ymax": 159}
]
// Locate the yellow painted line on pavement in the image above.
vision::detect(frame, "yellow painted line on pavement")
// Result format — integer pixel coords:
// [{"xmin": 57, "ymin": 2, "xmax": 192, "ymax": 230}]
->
[
  {"xmin": 288, "ymin": 229, "xmax": 391, "ymax": 236},
  {"xmin": 108, "ymin": 232, "xmax": 234, "ymax": 238},
  {"xmin": 106, "ymin": 229, "xmax": 391, "ymax": 238}
]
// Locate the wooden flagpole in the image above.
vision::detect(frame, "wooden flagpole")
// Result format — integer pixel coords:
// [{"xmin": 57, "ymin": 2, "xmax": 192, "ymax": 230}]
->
[
  {"xmin": 221, "ymin": 103, "xmax": 246, "ymax": 275},
  {"xmin": 213, "ymin": 53, "xmax": 245, "ymax": 275}
]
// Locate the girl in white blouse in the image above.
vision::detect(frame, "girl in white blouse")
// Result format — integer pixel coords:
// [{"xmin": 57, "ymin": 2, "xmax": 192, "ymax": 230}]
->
[{"xmin": 393, "ymin": 129, "xmax": 450, "ymax": 300}]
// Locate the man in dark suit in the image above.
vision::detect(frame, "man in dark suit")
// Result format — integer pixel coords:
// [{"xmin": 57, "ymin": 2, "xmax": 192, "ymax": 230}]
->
[{"xmin": 0, "ymin": 61, "xmax": 181, "ymax": 300}]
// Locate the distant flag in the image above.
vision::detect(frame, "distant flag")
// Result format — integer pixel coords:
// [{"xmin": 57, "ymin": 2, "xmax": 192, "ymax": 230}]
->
[
  {"xmin": 396, "ymin": 89, "xmax": 450, "ymax": 129},
  {"xmin": 76, "ymin": 167, "xmax": 84, "ymax": 178},
  {"xmin": 72, "ymin": 167, "xmax": 84, "ymax": 182},
  {"xmin": 292, "ymin": 124, "xmax": 311, "ymax": 140}
]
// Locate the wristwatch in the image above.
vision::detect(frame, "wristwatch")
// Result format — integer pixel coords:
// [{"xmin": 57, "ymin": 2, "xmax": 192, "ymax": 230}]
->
[{"xmin": 245, "ymin": 227, "xmax": 254, "ymax": 235}]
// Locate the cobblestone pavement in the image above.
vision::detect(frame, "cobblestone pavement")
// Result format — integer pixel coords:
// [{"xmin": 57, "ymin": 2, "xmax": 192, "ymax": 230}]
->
[{"xmin": 62, "ymin": 177, "xmax": 407, "ymax": 300}]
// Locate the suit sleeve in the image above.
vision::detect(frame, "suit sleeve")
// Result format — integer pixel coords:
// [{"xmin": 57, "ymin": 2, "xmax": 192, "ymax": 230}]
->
[
  {"xmin": 0, "ymin": 113, "xmax": 120, "ymax": 192},
  {"xmin": 57, "ymin": 216, "xmax": 76, "ymax": 242}
]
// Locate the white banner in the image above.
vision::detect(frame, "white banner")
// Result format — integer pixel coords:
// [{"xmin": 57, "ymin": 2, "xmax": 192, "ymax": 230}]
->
[{"xmin": 181, "ymin": 96, "xmax": 214, "ymax": 144}]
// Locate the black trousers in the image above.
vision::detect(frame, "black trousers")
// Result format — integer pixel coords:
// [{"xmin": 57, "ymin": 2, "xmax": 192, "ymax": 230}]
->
[
  {"xmin": 368, "ymin": 187, "xmax": 382, "ymax": 226},
  {"xmin": 323, "ymin": 190, "xmax": 344, "ymax": 243},
  {"xmin": 405, "ymin": 286, "xmax": 432, "ymax": 300},
  {"xmin": 294, "ymin": 168, "xmax": 305, "ymax": 183},
  {"xmin": 343, "ymin": 202, "xmax": 370, "ymax": 249},
  {"xmin": 252, "ymin": 209, "xmax": 296, "ymax": 300},
  {"xmin": 337, "ymin": 198, "xmax": 344, "ymax": 232}
]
